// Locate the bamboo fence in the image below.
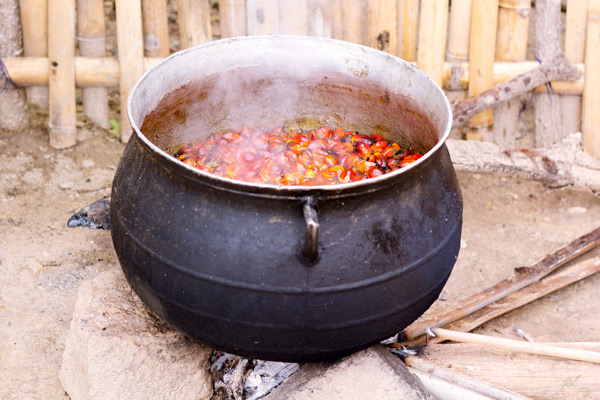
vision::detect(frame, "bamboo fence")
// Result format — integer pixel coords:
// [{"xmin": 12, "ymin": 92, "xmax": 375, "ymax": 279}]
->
[{"xmin": 1, "ymin": 0, "xmax": 598, "ymax": 156}]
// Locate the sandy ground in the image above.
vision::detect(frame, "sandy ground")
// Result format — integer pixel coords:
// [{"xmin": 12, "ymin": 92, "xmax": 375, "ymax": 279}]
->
[{"xmin": 1, "ymin": 113, "xmax": 599, "ymax": 398}]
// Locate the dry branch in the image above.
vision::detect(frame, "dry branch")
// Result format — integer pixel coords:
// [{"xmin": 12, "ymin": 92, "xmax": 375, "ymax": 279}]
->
[
  {"xmin": 430, "ymin": 328, "xmax": 600, "ymax": 364},
  {"xmin": 452, "ymin": 56, "xmax": 580, "ymax": 128},
  {"xmin": 400, "ymin": 226, "xmax": 600, "ymax": 341}
]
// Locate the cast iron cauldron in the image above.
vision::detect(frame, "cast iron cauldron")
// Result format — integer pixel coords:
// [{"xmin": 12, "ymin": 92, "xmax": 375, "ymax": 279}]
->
[{"xmin": 111, "ymin": 36, "xmax": 462, "ymax": 362}]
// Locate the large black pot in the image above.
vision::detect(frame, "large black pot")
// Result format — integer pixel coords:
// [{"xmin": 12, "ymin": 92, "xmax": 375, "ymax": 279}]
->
[{"xmin": 111, "ymin": 36, "xmax": 462, "ymax": 362}]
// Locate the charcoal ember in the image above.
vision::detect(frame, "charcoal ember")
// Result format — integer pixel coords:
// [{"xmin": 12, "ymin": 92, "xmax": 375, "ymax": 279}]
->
[{"xmin": 67, "ymin": 196, "xmax": 111, "ymax": 230}]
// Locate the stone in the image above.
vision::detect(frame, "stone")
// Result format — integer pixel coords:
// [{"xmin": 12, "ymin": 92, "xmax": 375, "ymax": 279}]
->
[
  {"xmin": 59, "ymin": 269, "xmax": 213, "ymax": 400},
  {"xmin": 263, "ymin": 345, "xmax": 434, "ymax": 400}
]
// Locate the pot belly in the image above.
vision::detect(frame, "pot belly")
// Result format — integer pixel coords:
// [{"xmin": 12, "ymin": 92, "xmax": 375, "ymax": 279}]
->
[{"xmin": 111, "ymin": 138, "xmax": 462, "ymax": 362}]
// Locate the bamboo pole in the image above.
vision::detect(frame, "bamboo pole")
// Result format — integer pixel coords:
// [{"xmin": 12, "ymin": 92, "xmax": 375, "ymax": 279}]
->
[
  {"xmin": 142, "ymin": 0, "xmax": 170, "ymax": 57},
  {"xmin": 416, "ymin": 0, "xmax": 449, "ymax": 86},
  {"xmin": 341, "ymin": 0, "xmax": 366, "ymax": 44},
  {"xmin": 19, "ymin": 0, "xmax": 48, "ymax": 108},
  {"xmin": 445, "ymin": 0, "xmax": 473, "ymax": 139},
  {"xmin": 582, "ymin": 0, "xmax": 600, "ymax": 157},
  {"xmin": 3, "ymin": 57, "xmax": 586, "ymax": 92},
  {"xmin": 77, "ymin": 0, "xmax": 109, "ymax": 129},
  {"xmin": 177, "ymin": 0, "xmax": 212, "ymax": 48},
  {"xmin": 115, "ymin": 0, "xmax": 145, "ymax": 142},
  {"xmin": 466, "ymin": 0, "xmax": 499, "ymax": 140},
  {"xmin": 307, "ymin": 0, "xmax": 342, "ymax": 39},
  {"xmin": 534, "ymin": 0, "xmax": 563, "ymax": 148},
  {"xmin": 219, "ymin": 0, "xmax": 247, "ymax": 37},
  {"xmin": 397, "ymin": 0, "xmax": 419, "ymax": 61},
  {"xmin": 446, "ymin": 0, "xmax": 472, "ymax": 62},
  {"xmin": 430, "ymin": 328, "xmax": 600, "ymax": 364},
  {"xmin": 48, "ymin": 0, "xmax": 76, "ymax": 148},
  {"xmin": 246, "ymin": 0, "xmax": 279, "ymax": 35},
  {"xmin": 560, "ymin": 0, "xmax": 587, "ymax": 136},
  {"xmin": 492, "ymin": 0, "xmax": 530, "ymax": 149},
  {"xmin": 368, "ymin": 0, "xmax": 397, "ymax": 54},
  {"xmin": 279, "ymin": 0, "xmax": 308, "ymax": 36}
]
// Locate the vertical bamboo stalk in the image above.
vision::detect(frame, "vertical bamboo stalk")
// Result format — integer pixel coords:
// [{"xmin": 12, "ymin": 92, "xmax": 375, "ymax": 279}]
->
[
  {"xmin": 446, "ymin": 0, "xmax": 472, "ymax": 62},
  {"xmin": 466, "ymin": 0, "xmax": 498, "ymax": 139},
  {"xmin": 368, "ymin": 0, "xmax": 397, "ymax": 54},
  {"xmin": 48, "ymin": 0, "xmax": 76, "ymax": 148},
  {"xmin": 533, "ymin": 0, "xmax": 563, "ymax": 147},
  {"xmin": 397, "ymin": 0, "xmax": 419, "ymax": 61},
  {"xmin": 561, "ymin": 0, "xmax": 587, "ymax": 136},
  {"xmin": 220, "ymin": 0, "xmax": 247, "ymax": 37},
  {"xmin": 341, "ymin": 0, "xmax": 366, "ymax": 44},
  {"xmin": 308, "ymin": 0, "xmax": 343, "ymax": 39},
  {"xmin": 246, "ymin": 0, "xmax": 279, "ymax": 35},
  {"xmin": 492, "ymin": 0, "xmax": 530, "ymax": 149},
  {"xmin": 582, "ymin": 0, "xmax": 600, "ymax": 157},
  {"xmin": 142, "ymin": 0, "xmax": 170, "ymax": 57},
  {"xmin": 115, "ymin": 0, "xmax": 144, "ymax": 142},
  {"xmin": 77, "ymin": 0, "xmax": 109, "ymax": 129},
  {"xmin": 416, "ymin": 0, "xmax": 449, "ymax": 86},
  {"xmin": 279, "ymin": 0, "xmax": 308, "ymax": 35},
  {"xmin": 445, "ymin": 0, "xmax": 472, "ymax": 139},
  {"xmin": 177, "ymin": 0, "xmax": 212, "ymax": 48},
  {"xmin": 19, "ymin": 0, "xmax": 48, "ymax": 108}
]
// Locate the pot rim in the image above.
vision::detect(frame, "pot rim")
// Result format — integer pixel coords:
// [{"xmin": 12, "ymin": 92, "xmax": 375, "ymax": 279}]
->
[{"xmin": 127, "ymin": 35, "xmax": 452, "ymax": 194}]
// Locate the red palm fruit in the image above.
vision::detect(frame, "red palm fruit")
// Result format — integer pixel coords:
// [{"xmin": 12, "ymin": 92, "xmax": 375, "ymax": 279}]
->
[
  {"xmin": 331, "ymin": 141, "xmax": 354, "ymax": 154},
  {"xmin": 336, "ymin": 153, "xmax": 351, "ymax": 168},
  {"xmin": 328, "ymin": 165, "xmax": 344, "ymax": 176},
  {"xmin": 223, "ymin": 132, "xmax": 239, "ymax": 141},
  {"xmin": 357, "ymin": 160, "xmax": 376, "ymax": 173},
  {"xmin": 351, "ymin": 134, "xmax": 370, "ymax": 145},
  {"xmin": 178, "ymin": 146, "xmax": 194, "ymax": 155},
  {"xmin": 293, "ymin": 134, "xmax": 310, "ymax": 147},
  {"xmin": 371, "ymin": 140, "xmax": 388, "ymax": 153},
  {"xmin": 333, "ymin": 127, "xmax": 345, "ymax": 139},
  {"xmin": 356, "ymin": 142, "xmax": 371, "ymax": 158},
  {"xmin": 323, "ymin": 155, "xmax": 336, "ymax": 166},
  {"xmin": 339, "ymin": 168, "xmax": 355, "ymax": 182},
  {"xmin": 382, "ymin": 143, "xmax": 400, "ymax": 157},
  {"xmin": 370, "ymin": 134, "xmax": 384, "ymax": 141},
  {"xmin": 395, "ymin": 148, "xmax": 408, "ymax": 159},
  {"xmin": 373, "ymin": 153, "xmax": 387, "ymax": 169},
  {"xmin": 353, "ymin": 174, "xmax": 366, "ymax": 182},
  {"xmin": 182, "ymin": 158, "xmax": 197, "ymax": 167},
  {"xmin": 387, "ymin": 158, "xmax": 400, "ymax": 169},
  {"xmin": 316, "ymin": 126, "xmax": 331, "ymax": 138},
  {"xmin": 308, "ymin": 139, "xmax": 328, "ymax": 151},
  {"xmin": 196, "ymin": 165, "xmax": 213, "ymax": 173},
  {"xmin": 367, "ymin": 168, "xmax": 384, "ymax": 178}
]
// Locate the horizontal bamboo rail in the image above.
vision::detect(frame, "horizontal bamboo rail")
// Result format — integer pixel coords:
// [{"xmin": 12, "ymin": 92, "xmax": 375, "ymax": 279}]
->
[{"xmin": 3, "ymin": 57, "xmax": 584, "ymax": 94}]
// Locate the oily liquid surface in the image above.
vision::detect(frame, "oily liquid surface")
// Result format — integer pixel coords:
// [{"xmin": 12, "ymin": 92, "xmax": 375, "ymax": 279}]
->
[{"xmin": 174, "ymin": 125, "xmax": 423, "ymax": 186}]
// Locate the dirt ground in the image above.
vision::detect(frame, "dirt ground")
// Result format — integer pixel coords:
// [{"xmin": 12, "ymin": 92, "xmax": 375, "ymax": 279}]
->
[{"xmin": 1, "ymin": 110, "xmax": 599, "ymax": 398}]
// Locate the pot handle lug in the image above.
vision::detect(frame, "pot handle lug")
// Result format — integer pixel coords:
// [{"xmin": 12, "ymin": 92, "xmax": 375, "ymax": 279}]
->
[{"xmin": 302, "ymin": 196, "xmax": 319, "ymax": 264}]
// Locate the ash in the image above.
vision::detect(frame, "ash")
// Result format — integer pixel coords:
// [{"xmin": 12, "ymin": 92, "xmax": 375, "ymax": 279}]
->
[{"xmin": 210, "ymin": 352, "xmax": 299, "ymax": 400}]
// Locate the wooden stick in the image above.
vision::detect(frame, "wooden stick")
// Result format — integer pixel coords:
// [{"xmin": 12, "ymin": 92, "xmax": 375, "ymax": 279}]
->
[
  {"xmin": 403, "ymin": 256, "xmax": 600, "ymax": 345},
  {"xmin": 403, "ymin": 356, "xmax": 532, "ymax": 400},
  {"xmin": 219, "ymin": 0, "xmax": 247, "ymax": 37},
  {"xmin": 416, "ymin": 0, "xmax": 449, "ymax": 86},
  {"xmin": 115, "ymin": 0, "xmax": 145, "ymax": 142},
  {"xmin": 246, "ymin": 0, "xmax": 279, "ymax": 35},
  {"xmin": 142, "ymin": 0, "xmax": 170, "ymax": 57},
  {"xmin": 446, "ymin": 0, "xmax": 472, "ymax": 62},
  {"xmin": 368, "ymin": 0, "xmax": 397, "ymax": 55},
  {"xmin": 534, "ymin": 0, "xmax": 563, "ymax": 148},
  {"xmin": 48, "ymin": 0, "xmax": 76, "ymax": 148},
  {"xmin": 280, "ymin": 0, "xmax": 308, "ymax": 36},
  {"xmin": 466, "ymin": 0, "xmax": 498, "ymax": 131},
  {"xmin": 400, "ymin": 226, "xmax": 600, "ymax": 341},
  {"xmin": 582, "ymin": 0, "xmax": 600, "ymax": 158},
  {"xmin": 493, "ymin": 0, "xmax": 530, "ymax": 149},
  {"xmin": 77, "ymin": 0, "xmax": 109, "ymax": 129},
  {"xmin": 19, "ymin": 0, "xmax": 49, "ymax": 108},
  {"xmin": 560, "ymin": 0, "xmax": 587, "ymax": 136},
  {"xmin": 177, "ymin": 0, "xmax": 212, "ymax": 48},
  {"xmin": 408, "ymin": 368, "xmax": 497, "ymax": 400},
  {"xmin": 430, "ymin": 328, "xmax": 600, "ymax": 364},
  {"xmin": 397, "ymin": 0, "xmax": 419, "ymax": 61},
  {"xmin": 452, "ymin": 56, "xmax": 580, "ymax": 128}
]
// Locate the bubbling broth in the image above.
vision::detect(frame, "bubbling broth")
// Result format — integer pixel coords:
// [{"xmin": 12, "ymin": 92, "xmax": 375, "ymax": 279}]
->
[{"xmin": 172, "ymin": 124, "xmax": 423, "ymax": 186}]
